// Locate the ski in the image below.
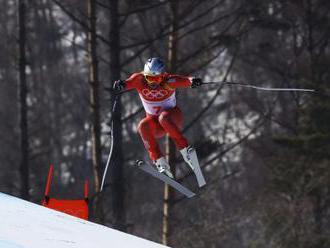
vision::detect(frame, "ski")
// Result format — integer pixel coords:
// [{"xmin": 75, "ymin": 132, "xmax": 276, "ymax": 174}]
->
[
  {"xmin": 181, "ymin": 147, "xmax": 206, "ymax": 188},
  {"xmin": 135, "ymin": 160, "xmax": 196, "ymax": 198}
]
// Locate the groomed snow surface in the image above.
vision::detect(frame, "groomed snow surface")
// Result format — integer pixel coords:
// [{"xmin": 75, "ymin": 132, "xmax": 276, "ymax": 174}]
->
[{"xmin": 0, "ymin": 193, "xmax": 169, "ymax": 248}]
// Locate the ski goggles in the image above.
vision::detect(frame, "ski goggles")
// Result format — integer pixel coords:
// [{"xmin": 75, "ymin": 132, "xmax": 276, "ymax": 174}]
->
[{"xmin": 144, "ymin": 74, "xmax": 163, "ymax": 84}]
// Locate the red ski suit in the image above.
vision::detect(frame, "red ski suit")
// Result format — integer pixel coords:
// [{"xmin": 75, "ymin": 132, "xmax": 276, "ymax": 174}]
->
[{"xmin": 125, "ymin": 72, "xmax": 192, "ymax": 161}]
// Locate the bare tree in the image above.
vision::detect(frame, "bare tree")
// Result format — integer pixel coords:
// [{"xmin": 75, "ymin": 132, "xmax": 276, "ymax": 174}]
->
[
  {"xmin": 18, "ymin": 0, "xmax": 30, "ymax": 200},
  {"xmin": 108, "ymin": 0, "xmax": 126, "ymax": 231},
  {"xmin": 162, "ymin": 0, "xmax": 179, "ymax": 246},
  {"xmin": 87, "ymin": 0, "xmax": 104, "ymax": 223}
]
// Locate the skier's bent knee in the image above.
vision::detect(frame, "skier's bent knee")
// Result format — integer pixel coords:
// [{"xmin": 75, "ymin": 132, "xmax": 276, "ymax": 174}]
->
[{"xmin": 137, "ymin": 120, "xmax": 150, "ymax": 134}]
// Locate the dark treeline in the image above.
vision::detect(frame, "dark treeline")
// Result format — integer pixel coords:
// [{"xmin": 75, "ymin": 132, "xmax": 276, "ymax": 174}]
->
[{"xmin": 0, "ymin": 0, "xmax": 329, "ymax": 247}]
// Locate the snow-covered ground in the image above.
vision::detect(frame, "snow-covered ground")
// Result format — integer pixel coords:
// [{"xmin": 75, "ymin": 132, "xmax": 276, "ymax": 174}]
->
[{"xmin": 0, "ymin": 193, "xmax": 169, "ymax": 248}]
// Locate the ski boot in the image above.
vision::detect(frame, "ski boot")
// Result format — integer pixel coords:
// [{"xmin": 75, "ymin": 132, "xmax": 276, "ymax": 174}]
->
[
  {"xmin": 180, "ymin": 146, "xmax": 206, "ymax": 187},
  {"xmin": 154, "ymin": 157, "xmax": 174, "ymax": 178}
]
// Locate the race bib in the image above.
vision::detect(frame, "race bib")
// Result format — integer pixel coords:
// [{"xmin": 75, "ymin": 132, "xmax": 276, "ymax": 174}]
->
[{"xmin": 139, "ymin": 92, "xmax": 176, "ymax": 115}]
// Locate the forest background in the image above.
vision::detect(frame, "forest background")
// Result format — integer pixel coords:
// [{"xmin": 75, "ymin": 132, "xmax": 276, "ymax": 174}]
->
[{"xmin": 1, "ymin": 0, "xmax": 330, "ymax": 247}]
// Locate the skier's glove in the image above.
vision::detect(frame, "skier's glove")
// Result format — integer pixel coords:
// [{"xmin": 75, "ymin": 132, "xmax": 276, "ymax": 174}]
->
[
  {"xmin": 113, "ymin": 80, "xmax": 126, "ymax": 92},
  {"xmin": 191, "ymin": 77, "xmax": 203, "ymax": 88}
]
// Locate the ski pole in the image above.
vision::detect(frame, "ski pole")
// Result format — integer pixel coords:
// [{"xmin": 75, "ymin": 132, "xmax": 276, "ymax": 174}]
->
[
  {"xmin": 100, "ymin": 94, "xmax": 118, "ymax": 192},
  {"xmin": 203, "ymin": 81, "xmax": 316, "ymax": 93},
  {"xmin": 100, "ymin": 90, "xmax": 128, "ymax": 191},
  {"xmin": 100, "ymin": 88, "xmax": 133, "ymax": 192}
]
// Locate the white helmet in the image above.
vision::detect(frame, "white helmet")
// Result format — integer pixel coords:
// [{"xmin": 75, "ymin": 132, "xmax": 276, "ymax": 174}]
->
[{"xmin": 143, "ymin": 58, "xmax": 166, "ymax": 84}]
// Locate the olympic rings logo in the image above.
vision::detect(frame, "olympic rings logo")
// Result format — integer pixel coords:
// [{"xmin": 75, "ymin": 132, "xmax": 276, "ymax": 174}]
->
[{"xmin": 142, "ymin": 89, "xmax": 169, "ymax": 99}]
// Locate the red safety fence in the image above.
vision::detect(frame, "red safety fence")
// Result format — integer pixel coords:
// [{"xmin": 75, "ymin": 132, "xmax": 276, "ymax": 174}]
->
[{"xmin": 42, "ymin": 165, "xmax": 89, "ymax": 220}]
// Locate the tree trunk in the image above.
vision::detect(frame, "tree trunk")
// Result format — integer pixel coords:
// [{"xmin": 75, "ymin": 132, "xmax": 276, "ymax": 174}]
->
[
  {"xmin": 162, "ymin": 0, "xmax": 179, "ymax": 245},
  {"xmin": 18, "ymin": 0, "xmax": 29, "ymax": 200},
  {"xmin": 108, "ymin": 0, "xmax": 126, "ymax": 231},
  {"xmin": 87, "ymin": 0, "xmax": 104, "ymax": 223}
]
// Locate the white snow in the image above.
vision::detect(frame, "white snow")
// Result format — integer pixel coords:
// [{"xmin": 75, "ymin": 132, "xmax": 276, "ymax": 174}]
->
[{"xmin": 0, "ymin": 193, "xmax": 169, "ymax": 248}]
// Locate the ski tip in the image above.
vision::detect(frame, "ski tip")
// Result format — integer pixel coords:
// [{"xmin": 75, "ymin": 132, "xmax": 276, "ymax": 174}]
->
[
  {"xmin": 188, "ymin": 193, "xmax": 196, "ymax": 198},
  {"xmin": 199, "ymin": 183, "xmax": 206, "ymax": 188}
]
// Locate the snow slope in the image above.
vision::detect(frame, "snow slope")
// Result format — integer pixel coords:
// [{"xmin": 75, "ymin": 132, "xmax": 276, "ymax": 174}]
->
[{"xmin": 0, "ymin": 193, "xmax": 169, "ymax": 248}]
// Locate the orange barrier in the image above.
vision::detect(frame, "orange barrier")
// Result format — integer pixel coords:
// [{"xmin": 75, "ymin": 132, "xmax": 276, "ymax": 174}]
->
[{"xmin": 42, "ymin": 165, "xmax": 89, "ymax": 220}]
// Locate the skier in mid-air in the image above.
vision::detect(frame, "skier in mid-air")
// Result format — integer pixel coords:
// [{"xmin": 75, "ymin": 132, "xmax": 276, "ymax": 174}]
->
[{"xmin": 113, "ymin": 57, "xmax": 203, "ymax": 180}]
